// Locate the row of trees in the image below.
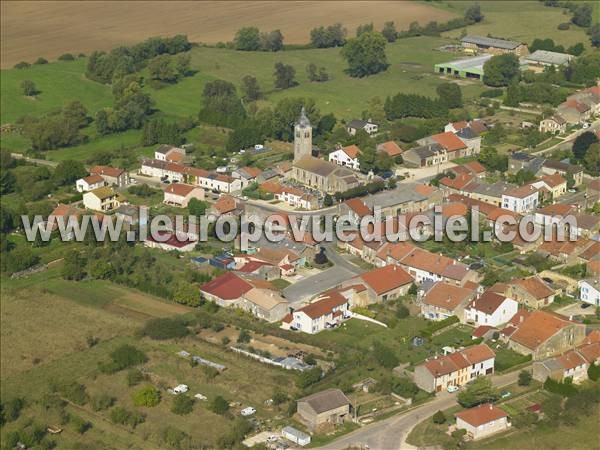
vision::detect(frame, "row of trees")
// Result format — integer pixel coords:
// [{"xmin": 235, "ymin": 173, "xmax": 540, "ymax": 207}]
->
[
  {"xmin": 529, "ymin": 37, "xmax": 585, "ymax": 56},
  {"xmin": 384, "ymin": 82, "xmax": 463, "ymax": 120}
]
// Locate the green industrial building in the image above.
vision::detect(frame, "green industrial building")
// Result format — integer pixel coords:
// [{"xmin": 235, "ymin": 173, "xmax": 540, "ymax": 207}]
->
[{"xmin": 434, "ymin": 55, "xmax": 492, "ymax": 80}]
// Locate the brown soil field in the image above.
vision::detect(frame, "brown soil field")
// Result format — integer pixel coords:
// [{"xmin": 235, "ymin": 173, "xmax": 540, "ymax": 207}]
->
[{"xmin": 0, "ymin": 1, "xmax": 455, "ymax": 68}]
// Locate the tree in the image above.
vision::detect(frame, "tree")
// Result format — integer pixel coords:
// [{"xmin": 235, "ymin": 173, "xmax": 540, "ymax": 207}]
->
[
  {"xmin": 518, "ymin": 370, "xmax": 533, "ymax": 386},
  {"xmin": 53, "ymin": 160, "xmax": 87, "ymax": 185},
  {"xmin": 381, "ymin": 21, "xmax": 397, "ymax": 42},
  {"xmin": 432, "ymin": 410, "xmax": 446, "ymax": 424},
  {"xmin": 260, "ymin": 30, "xmax": 284, "ymax": 52},
  {"xmin": 148, "ymin": 55, "xmax": 177, "ymax": 82},
  {"xmin": 483, "ymin": 54, "xmax": 520, "ymax": 86},
  {"xmin": 323, "ymin": 194, "xmax": 333, "ymax": 207},
  {"xmin": 396, "ymin": 305, "xmax": 409, "ymax": 319},
  {"xmin": 314, "ymin": 248, "xmax": 329, "ymax": 265},
  {"xmin": 274, "ymin": 62, "xmax": 297, "ymax": 89},
  {"xmin": 234, "ymin": 27, "xmax": 261, "ymax": 51},
  {"xmin": 175, "ymin": 53, "xmax": 191, "ymax": 77},
  {"xmin": 589, "ymin": 23, "xmax": 600, "ymax": 48},
  {"xmin": 356, "ymin": 23, "xmax": 374, "ymax": 37},
  {"xmin": 341, "ymin": 31, "xmax": 389, "ymax": 78},
  {"xmin": 241, "ymin": 75, "xmax": 263, "ymax": 101},
  {"xmin": 20, "ymin": 79, "xmax": 37, "ymax": 96},
  {"xmin": 58, "ymin": 53, "xmax": 75, "ymax": 61},
  {"xmin": 173, "ymin": 282, "xmax": 200, "ymax": 306},
  {"xmin": 237, "ymin": 329, "xmax": 251, "ymax": 343},
  {"xmin": 571, "ymin": 4, "xmax": 592, "ymax": 27},
  {"xmin": 310, "ymin": 23, "xmax": 346, "ymax": 48},
  {"xmin": 572, "ymin": 131, "xmax": 598, "ymax": 161},
  {"xmin": 296, "ymin": 367, "xmax": 322, "ymax": 388},
  {"xmin": 306, "ymin": 63, "xmax": 329, "ymax": 82},
  {"xmin": 584, "ymin": 143, "xmax": 600, "ymax": 176},
  {"xmin": 199, "ymin": 79, "xmax": 246, "ymax": 128},
  {"xmin": 373, "ymin": 341, "xmax": 398, "ymax": 369},
  {"xmin": 465, "ymin": 4, "xmax": 484, "ymax": 23},
  {"xmin": 436, "ymin": 83, "xmax": 462, "ymax": 109},
  {"xmin": 62, "ymin": 251, "xmax": 87, "ymax": 280},
  {"xmin": 567, "ymin": 42, "xmax": 585, "ymax": 56},
  {"xmin": 142, "ymin": 318, "xmax": 189, "ymax": 340},
  {"xmin": 210, "ymin": 395, "xmax": 229, "ymax": 415},
  {"xmin": 133, "ymin": 385, "xmax": 161, "ymax": 407},
  {"xmin": 188, "ymin": 198, "xmax": 207, "ymax": 216},
  {"xmin": 171, "ymin": 395, "xmax": 194, "ymax": 415},
  {"xmin": 458, "ymin": 377, "xmax": 499, "ymax": 407},
  {"xmin": 63, "ymin": 100, "xmax": 89, "ymax": 128}
]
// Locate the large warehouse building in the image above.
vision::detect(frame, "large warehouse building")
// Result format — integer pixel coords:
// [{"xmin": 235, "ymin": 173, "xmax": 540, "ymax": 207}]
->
[{"xmin": 434, "ymin": 54, "xmax": 492, "ymax": 80}]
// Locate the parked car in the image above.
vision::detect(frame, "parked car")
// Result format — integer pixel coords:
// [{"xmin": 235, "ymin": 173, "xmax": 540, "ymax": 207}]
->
[
  {"xmin": 581, "ymin": 303, "xmax": 591, "ymax": 309},
  {"xmin": 500, "ymin": 390, "xmax": 511, "ymax": 399},
  {"xmin": 173, "ymin": 384, "xmax": 189, "ymax": 394},
  {"xmin": 447, "ymin": 385, "xmax": 459, "ymax": 393},
  {"xmin": 240, "ymin": 406, "xmax": 256, "ymax": 416}
]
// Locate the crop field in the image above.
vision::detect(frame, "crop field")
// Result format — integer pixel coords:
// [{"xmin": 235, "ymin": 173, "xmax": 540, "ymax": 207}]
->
[{"xmin": 0, "ymin": 0, "xmax": 456, "ymax": 68}]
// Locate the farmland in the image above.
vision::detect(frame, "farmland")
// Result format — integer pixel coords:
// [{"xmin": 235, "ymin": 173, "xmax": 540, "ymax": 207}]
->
[{"xmin": 0, "ymin": 0, "xmax": 456, "ymax": 68}]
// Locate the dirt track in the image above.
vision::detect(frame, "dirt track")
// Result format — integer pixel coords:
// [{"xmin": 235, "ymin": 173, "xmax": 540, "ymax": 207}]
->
[{"xmin": 1, "ymin": 1, "xmax": 454, "ymax": 68}]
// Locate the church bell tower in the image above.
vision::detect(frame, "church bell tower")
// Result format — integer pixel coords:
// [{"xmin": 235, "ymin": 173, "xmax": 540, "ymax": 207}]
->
[{"xmin": 294, "ymin": 106, "xmax": 312, "ymax": 162}]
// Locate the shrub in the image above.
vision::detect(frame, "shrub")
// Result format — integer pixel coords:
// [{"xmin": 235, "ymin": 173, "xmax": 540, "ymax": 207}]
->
[
  {"xmin": 432, "ymin": 410, "xmax": 446, "ymax": 424},
  {"xmin": 481, "ymin": 88, "xmax": 504, "ymax": 98},
  {"xmin": 58, "ymin": 382, "xmax": 89, "ymax": 406},
  {"xmin": 518, "ymin": 370, "xmax": 532, "ymax": 386},
  {"xmin": 396, "ymin": 305, "xmax": 410, "ymax": 319},
  {"xmin": 171, "ymin": 395, "xmax": 194, "ymax": 415},
  {"xmin": 90, "ymin": 394, "xmax": 115, "ymax": 411},
  {"xmin": 142, "ymin": 318, "xmax": 189, "ymax": 340},
  {"xmin": 133, "ymin": 385, "xmax": 161, "ymax": 407},
  {"xmin": 237, "ymin": 329, "xmax": 251, "ymax": 343},
  {"xmin": 34, "ymin": 57, "xmax": 48, "ymax": 65},
  {"xmin": 58, "ymin": 53, "xmax": 75, "ymax": 61},
  {"xmin": 209, "ymin": 395, "xmax": 230, "ymax": 415},
  {"xmin": 2, "ymin": 397, "xmax": 25, "ymax": 422},
  {"xmin": 543, "ymin": 377, "xmax": 578, "ymax": 397},
  {"xmin": 14, "ymin": 61, "xmax": 31, "ymax": 69},
  {"xmin": 110, "ymin": 407, "xmax": 146, "ymax": 428},
  {"xmin": 69, "ymin": 414, "xmax": 92, "ymax": 434},
  {"xmin": 558, "ymin": 22, "xmax": 571, "ymax": 30},
  {"xmin": 588, "ymin": 362, "xmax": 600, "ymax": 381},
  {"xmin": 126, "ymin": 368, "xmax": 148, "ymax": 387},
  {"xmin": 419, "ymin": 316, "xmax": 459, "ymax": 338},
  {"xmin": 99, "ymin": 344, "xmax": 148, "ymax": 373}
]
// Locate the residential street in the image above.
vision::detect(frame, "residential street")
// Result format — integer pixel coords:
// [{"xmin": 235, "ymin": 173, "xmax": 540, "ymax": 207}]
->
[{"xmin": 319, "ymin": 369, "xmax": 523, "ymax": 450}]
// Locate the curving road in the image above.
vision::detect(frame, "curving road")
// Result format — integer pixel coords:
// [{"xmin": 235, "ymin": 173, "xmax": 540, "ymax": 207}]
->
[{"xmin": 319, "ymin": 368, "xmax": 524, "ymax": 450}]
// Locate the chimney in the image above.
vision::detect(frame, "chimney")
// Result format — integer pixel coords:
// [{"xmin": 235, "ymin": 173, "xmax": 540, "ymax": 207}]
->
[{"xmin": 489, "ymin": 405, "xmax": 493, "ymax": 410}]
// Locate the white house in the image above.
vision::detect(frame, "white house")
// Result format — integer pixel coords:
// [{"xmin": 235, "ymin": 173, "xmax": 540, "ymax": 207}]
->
[
  {"xmin": 281, "ymin": 289, "xmax": 351, "ymax": 334},
  {"xmin": 346, "ymin": 119, "xmax": 378, "ymax": 136},
  {"xmin": 455, "ymin": 404, "xmax": 510, "ymax": 441},
  {"xmin": 76, "ymin": 174, "xmax": 105, "ymax": 192},
  {"xmin": 82, "ymin": 186, "xmax": 122, "ymax": 212},
  {"xmin": 501, "ymin": 185, "xmax": 538, "ymax": 213},
  {"xmin": 464, "ymin": 291, "xmax": 519, "ymax": 327},
  {"xmin": 579, "ymin": 279, "xmax": 600, "ymax": 307},
  {"xmin": 539, "ymin": 115, "xmax": 567, "ymax": 134},
  {"xmin": 155, "ymin": 144, "xmax": 186, "ymax": 162},
  {"xmin": 328, "ymin": 145, "xmax": 361, "ymax": 170},
  {"xmin": 163, "ymin": 183, "xmax": 205, "ymax": 208},
  {"xmin": 276, "ymin": 186, "xmax": 317, "ymax": 210}
]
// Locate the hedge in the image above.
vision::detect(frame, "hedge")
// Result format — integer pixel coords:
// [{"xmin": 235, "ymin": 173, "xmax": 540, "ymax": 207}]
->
[{"xmin": 419, "ymin": 316, "xmax": 459, "ymax": 338}]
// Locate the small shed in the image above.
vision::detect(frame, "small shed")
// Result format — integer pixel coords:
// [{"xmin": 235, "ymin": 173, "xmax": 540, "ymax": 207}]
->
[{"xmin": 282, "ymin": 426, "xmax": 311, "ymax": 446}]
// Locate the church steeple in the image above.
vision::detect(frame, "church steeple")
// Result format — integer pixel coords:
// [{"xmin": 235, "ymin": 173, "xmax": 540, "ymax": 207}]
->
[{"xmin": 294, "ymin": 106, "xmax": 312, "ymax": 162}]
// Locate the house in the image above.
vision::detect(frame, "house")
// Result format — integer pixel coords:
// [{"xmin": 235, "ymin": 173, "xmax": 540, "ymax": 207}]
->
[
  {"xmin": 75, "ymin": 174, "xmax": 105, "ymax": 192},
  {"xmin": 539, "ymin": 160, "xmax": 584, "ymax": 186},
  {"xmin": 539, "ymin": 115, "xmax": 567, "ymax": 134},
  {"xmin": 461, "ymin": 35, "xmax": 528, "ymax": 56},
  {"xmin": 462, "ymin": 160, "xmax": 487, "ymax": 178},
  {"xmin": 402, "ymin": 143, "xmax": 447, "ymax": 168},
  {"xmin": 296, "ymin": 388, "xmax": 351, "ymax": 431},
  {"xmin": 420, "ymin": 281, "xmax": 476, "ymax": 321},
  {"xmin": 277, "ymin": 185, "xmax": 318, "ymax": 210},
  {"xmin": 328, "ymin": 145, "xmax": 361, "ymax": 170},
  {"xmin": 455, "ymin": 404, "xmax": 510, "ymax": 441},
  {"xmin": 232, "ymin": 166, "xmax": 262, "ymax": 188},
  {"xmin": 377, "ymin": 141, "xmax": 403, "ymax": 158},
  {"xmin": 155, "ymin": 144, "xmax": 186, "ymax": 162},
  {"xmin": 235, "ymin": 257, "xmax": 280, "ymax": 281},
  {"xmin": 572, "ymin": 213, "xmax": 600, "ymax": 239},
  {"xmin": 200, "ymin": 272, "xmax": 274, "ymax": 308},
  {"xmin": 90, "ymin": 165, "xmax": 128, "ymax": 187},
  {"xmin": 44, "ymin": 203, "xmax": 83, "ymax": 236},
  {"xmin": 579, "ymin": 279, "xmax": 600, "ymax": 307},
  {"xmin": 501, "ymin": 184, "xmax": 539, "ymax": 213},
  {"xmin": 418, "ymin": 132, "xmax": 469, "ymax": 160},
  {"xmin": 504, "ymin": 276, "xmax": 556, "ymax": 309},
  {"xmin": 163, "ymin": 183, "xmax": 205, "ymax": 208},
  {"xmin": 439, "ymin": 173, "xmax": 475, "ymax": 192},
  {"xmin": 144, "ymin": 231, "xmax": 197, "ymax": 252},
  {"xmin": 557, "ymin": 99, "xmax": 591, "ymax": 124},
  {"xmin": 362, "ymin": 186, "xmax": 433, "ymax": 216},
  {"xmin": 209, "ymin": 195, "xmax": 240, "ymax": 216},
  {"xmin": 568, "ymin": 86, "xmax": 600, "ymax": 116},
  {"xmin": 508, "ymin": 310, "xmax": 586, "ymax": 360},
  {"xmin": 399, "ymin": 247, "xmax": 476, "ymax": 286},
  {"xmin": 464, "ymin": 291, "xmax": 519, "ymax": 327},
  {"xmin": 455, "ymin": 127, "xmax": 482, "ymax": 154},
  {"xmin": 462, "ymin": 180, "xmax": 514, "ymax": 207},
  {"xmin": 533, "ymin": 344, "xmax": 597, "ymax": 384},
  {"xmin": 281, "ymin": 288, "xmax": 352, "ymax": 334},
  {"xmin": 253, "ymin": 247, "xmax": 303, "ymax": 276},
  {"xmin": 444, "ymin": 120, "xmax": 469, "ymax": 133},
  {"xmin": 530, "ymin": 173, "xmax": 567, "ymax": 199},
  {"xmin": 352, "ymin": 264, "xmax": 414, "ymax": 304},
  {"xmin": 291, "ymin": 156, "xmax": 361, "ymax": 194},
  {"xmin": 414, "ymin": 344, "xmax": 495, "ymax": 393},
  {"xmin": 346, "ymin": 119, "xmax": 378, "ymax": 136},
  {"xmin": 82, "ymin": 186, "xmax": 122, "ymax": 212},
  {"xmin": 238, "ymin": 288, "xmax": 290, "ymax": 323},
  {"xmin": 341, "ymin": 197, "xmax": 372, "ymax": 223}
]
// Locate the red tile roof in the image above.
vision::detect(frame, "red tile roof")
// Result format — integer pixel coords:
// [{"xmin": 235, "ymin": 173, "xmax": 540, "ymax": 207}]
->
[
  {"xmin": 345, "ymin": 198, "xmax": 372, "ymax": 217},
  {"xmin": 467, "ymin": 291, "xmax": 509, "ymax": 315},
  {"xmin": 213, "ymin": 195, "xmax": 237, "ymax": 214},
  {"xmin": 296, "ymin": 291, "xmax": 349, "ymax": 319},
  {"xmin": 464, "ymin": 160, "xmax": 486, "ymax": 174},
  {"xmin": 472, "ymin": 325, "xmax": 494, "ymax": 338},
  {"xmin": 82, "ymin": 174, "xmax": 104, "ymax": 184},
  {"xmin": 510, "ymin": 310, "xmax": 573, "ymax": 350},
  {"xmin": 376, "ymin": 242, "xmax": 417, "ymax": 262},
  {"xmin": 423, "ymin": 344, "xmax": 494, "ymax": 377},
  {"xmin": 540, "ymin": 173, "xmax": 566, "ymax": 188},
  {"xmin": 450, "ymin": 120, "xmax": 468, "ymax": 131},
  {"xmin": 556, "ymin": 349, "xmax": 586, "ymax": 370},
  {"xmin": 359, "ymin": 265, "xmax": 413, "ymax": 295},
  {"xmin": 455, "ymin": 404, "xmax": 508, "ymax": 427},
  {"xmin": 200, "ymin": 272, "xmax": 253, "ymax": 300},
  {"xmin": 90, "ymin": 165, "xmax": 124, "ymax": 178},
  {"xmin": 145, "ymin": 231, "xmax": 196, "ymax": 249},
  {"xmin": 512, "ymin": 276, "xmax": 554, "ymax": 300},
  {"xmin": 505, "ymin": 184, "xmax": 537, "ymax": 199},
  {"xmin": 441, "ymin": 202, "xmax": 468, "ymax": 219},
  {"xmin": 164, "ymin": 183, "xmax": 198, "ymax": 197},
  {"xmin": 431, "ymin": 132, "xmax": 467, "ymax": 152},
  {"xmin": 378, "ymin": 141, "xmax": 403, "ymax": 157},
  {"xmin": 440, "ymin": 173, "xmax": 474, "ymax": 190},
  {"xmin": 422, "ymin": 282, "xmax": 474, "ymax": 310},
  {"xmin": 342, "ymin": 145, "xmax": 361, "ymax": 159},
  {"xmin": 414, "ymin": 183, "xmax": 437, "ymax": 197}
]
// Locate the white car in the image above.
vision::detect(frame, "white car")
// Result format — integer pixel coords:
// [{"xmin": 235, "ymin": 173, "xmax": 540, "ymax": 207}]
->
[
  {"xmin": 240, "ymin": 406, "xmax": 256, "ymax": 416},
  {"xmin": 173, "ymin": 384, "xmax": 189, "ymax": 394},
  {"xmin": 447, "ymin": 385, "xmax": 459, "ymax": 393},
  {"xmin": 194, "ymin": 393, "xmax": 207, "ymax": 401}
]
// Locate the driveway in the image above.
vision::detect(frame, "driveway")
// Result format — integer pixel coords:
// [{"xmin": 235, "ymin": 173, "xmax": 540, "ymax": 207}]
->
[
  {"xmin": 397, "ymin": 161, "xmax": 457, "ymax": 183},
  {"xmin": 319, "ymin": 369, "xmax": 523, "ymax": 450},
  {"xmin": 555, "ymin": 301, "xmax": 597, "ymax": 317},
  {"xmin": 283, "ymin": 265, "xmax": 357, "ymax": 303}
]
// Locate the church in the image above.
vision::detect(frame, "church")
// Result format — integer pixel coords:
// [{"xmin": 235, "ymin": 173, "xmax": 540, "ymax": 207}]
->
[{"xmin": 290, "ymin": 107, "xmax": 361, "ymax": 194}]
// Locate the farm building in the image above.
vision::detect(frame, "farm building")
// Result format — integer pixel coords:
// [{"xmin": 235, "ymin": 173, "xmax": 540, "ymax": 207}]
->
[
  {"xmin": 460, "ymin": 35, "xmax": 528, "ymax": 56},
  {"xmin": 434, "ymin": 55, "xmax": 492, "ymax": 80}
]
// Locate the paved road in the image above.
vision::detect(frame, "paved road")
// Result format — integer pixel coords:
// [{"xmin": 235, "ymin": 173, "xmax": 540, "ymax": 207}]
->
[
  {"xmin": 319, "ymin": 369, "xmax": 523, "ymax": 450},
  {"xmin": 532, "ymin": 119, "xmax": 600, "ymax": 156},
  {"xmin": 10, "ymin": 153, "xmax": 58, "ymax": 168}
]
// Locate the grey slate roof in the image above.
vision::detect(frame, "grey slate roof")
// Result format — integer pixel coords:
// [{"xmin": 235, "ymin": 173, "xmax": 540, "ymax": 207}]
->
[
  {"xmin": 363, "ymin": 184, "xmax": 426, "ymax": 209},
  {"xmin": 461, "ymin": 35, "xmax": 522, "ymax": 50},
  {"xmin": 347, "ymin": 119, "xmax": 374, "ymax": 129},
  {"xmin": 524, "ymin": 50, "xmax": 574, "ymax": 66},
  {"xmin": 407, "ymin": 143, "xmax": 445, "ymax": 160},
  {"xmin": 456, "ymin": 126, "xmax": 479, "ymax": 140},
  {"xmin": 298, "ymin": 388, "xmax": 350, "ymax": 414}
]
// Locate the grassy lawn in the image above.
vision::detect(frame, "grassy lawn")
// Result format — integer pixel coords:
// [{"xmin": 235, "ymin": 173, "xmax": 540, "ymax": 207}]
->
[
  {"xmin": 436, "ymin": 1, "xmax": 591, "ymax": 47},
  {"xmin": 492, "ymin": 344, "xmax": 532, "ymax": 372},
  {"xmin": 270, "ymin": 278, "xmax": 291, "ymax": 290},
  {"xmin": 406, "ymin": 404, "xmax": 463, "ymax": 448}
]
